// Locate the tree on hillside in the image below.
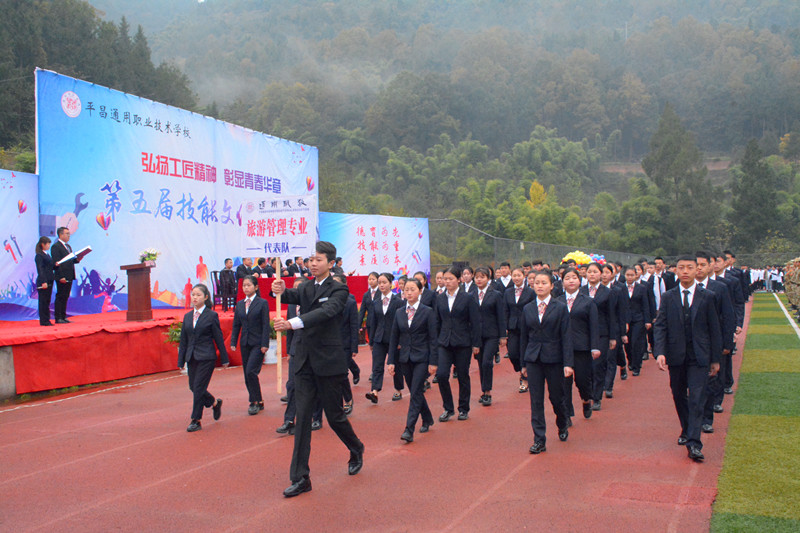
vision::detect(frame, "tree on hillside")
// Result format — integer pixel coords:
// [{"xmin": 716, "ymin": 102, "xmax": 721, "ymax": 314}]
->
[{"xmin": 729, "ymin": 140, "xmax": 779, "ymax": 251}]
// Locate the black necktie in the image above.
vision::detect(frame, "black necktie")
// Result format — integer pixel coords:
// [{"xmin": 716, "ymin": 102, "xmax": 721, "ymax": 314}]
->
[
  {"xmin": 682, "ymin": 289, "xmax": 690, "ymax": 317},
  {"xmin": 698, "ymin": 282, "xmax": 704, "ymax": 290},
  {"xmin": 314, "ymin": 281, "xmax": 323, "ymax": 297}
]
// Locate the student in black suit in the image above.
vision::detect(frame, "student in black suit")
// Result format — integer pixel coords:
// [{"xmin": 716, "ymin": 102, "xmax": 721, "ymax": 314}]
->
[
  {"xmin": 719, "ymin": 253, "xmax": 745, "ymax": 393},
  {"xmin": 559, "ymin": 268, "xmax": 600, "ymax": 421},
  {"xmin": 472, "ymin": 267, "xmax": 506, "ymax": 406},
  {"xmin": 491, "ymin": 261, "xmax": 512, "ymax": 293},
  {"xmin": 461, "ymin": 266, "xmax": 478, "ymax": 296},
  {"xmin": 654, "ymin": 256, "xmax": 722, "ymax": 462},
  {"xmin": 581, "ymin": 263, "xmax": 618, "ymax": 410},
  {"xmin": 236, "ymin": 257, "xmax": 254, "ymax": 282},
  {"xmin": 414, "ymin": 271, "xmax": 436, "ymax": 309},
  {"xmin": 600, "ymin": 263, "xmax": 627, "ymax": 398},
  {"xmin": 178, "ymin": 284, "xmax": 229, "ymax": 432},
  {"xmin": 333, "ymin": 274, "xmax": 360, "ymax": 415},
  {"xmin": 358, "ymin": 272, "xmax": 380, "ymax": 330},
  {"xmin": 435, "ymin": 266, "xmax": 482, "ymax": 421},
  {"xmin": 506, "ymin": 267, "xmax": 535, "ymax": 392},
  {"xmin": 388, "ymin": 279, "xmax": 438, "ymax": 442},
  {"xmin": 219, "ymin": 258, "xmax": 237, "ymax": 311},
  {"xmin": 365, "ymin": 273, "xmax": 406, "ymax": 403},
  {"xmin": 621, "ymin": 266, "xmax": 651, "ymax": 376},
  {"xmin": 272, "ymin": 241, "xmax": 365, "ymax": 498},
  {"xmin": 50, "ymin": 227, "xmax": 79, "ymax": 323},
  {"xmin": 694, "ymin": 252, "xmax": 735, "ymax": 434},
  {"xmin": 521, "ymin": 269, "xmax": 573, "ymax": 453},
  {"xmin": 230, "ymin": 275, "xmax": 270, "ymax": 415},
  {"xmin": 654, "ymin": 256, "xmax": 677, "ymax": 291},
  {"xmin": 35, "ymin": 237, "xmax": 55, "ymax": 326}
]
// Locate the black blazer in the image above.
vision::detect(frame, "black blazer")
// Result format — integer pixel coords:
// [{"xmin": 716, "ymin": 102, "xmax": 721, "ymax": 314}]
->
[
  {"xmin": 219, "ymin": 269, "xmax": 236, "ymax": 293},
  {"xmin": 231, "ymin": 295, "xmax": 270, "ymax": 349},
  {"xmin": 178, "ymin": 307, "xmax": 229, "ymax": 367},
  {"xmin": 367, "ymin": 292, "xmax": 404, "ymax": 345},
  {"xmin": 653, "ymin": 286, "xmax": 722, "ymax": 367},
  {"xmin": 559, "ymin": 293, "xmax": 600, "ymax": 352},
  {"xmin": 50, "ymin": 240, "xmax": 78, "ymax": 281},
  {"xmin": 551, "ymin": 278, "xmax": 564, "ymax": 299},
  {"xmin": 286, "ymin": 303, "xmax": 300, "ymax": 355},
  {"xmin": 387, "ymin": 303, "xmax": 438, "ymax": 366},
  {"xmin": 504, "ymin": 284, "xmax": 535, "ymax": 332},
  {"xmin": 461, "ymin": 281, "xmax": 479, "ymax": 297},
  {"xmin": 339, "ymin": 294, "xmax": 359, "ymax": 354},
  {"xmin": 419, "ymin": 287, "xmax": 436, "ymax": 309},
  {"xmin": 519, "ymin": 298, "xmax": 573, "ymax": 366},
  {"xmin": 286, "ymin": 263, "xmax": 300, "ymax": 276},
  {"xmin": 235, "ymin": 264, "xmax": 252, "ymax": 281},
  {"xmin": 656, "ymin": 271, "xmax": 677, "ymax": 292},
  {"xmin": 608, "ymin": 283, "xmax": 629, "ymax": 338},
  {"xmin": 436, "ymin": 288, "xmax": 482, "ymax": 348},
  {"xmin": 491, "ymin": 278, "xmax": 512, "ymax": 294},
  {"xmin": 622, "ymin": 283, "xmax": 651, "ymax": 324},
  {"xmin": 721, "ymin": 272, "xmax": 745, "ymax": 328},
  {"xmin": 35, "ymin": 251, "xmax": 55, "ymax": 286},
  {"xmin": 358, "ymin": 287, "xmax": 379, "ymax": 326},
  {"xmin": 705, "ymin": 278, "xmax": 736, "ymax": 354},
  {"xmin": 475, "ymin": 287, "xmax": 507, "ymax": 340},
  {"xmin": 580, "ymin": 284, "xmax": 618, "ymax": 340},
  {"xmin": 281, "ymin": 276, "xmax": 349, "ymax": 376}
]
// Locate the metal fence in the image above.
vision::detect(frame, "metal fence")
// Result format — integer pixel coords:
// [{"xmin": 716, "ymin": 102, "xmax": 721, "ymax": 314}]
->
[{"xmin": 429, "ymin": 218, "xmax": 644, "ymax": 271}]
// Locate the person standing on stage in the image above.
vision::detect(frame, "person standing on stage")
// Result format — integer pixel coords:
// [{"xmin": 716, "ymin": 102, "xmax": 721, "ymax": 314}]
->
[
  {"xmin": 178, "ymin": 284, "xmax": 229, "ymax": 432},
  {"xmin": 229, "ymin": 275, "xmax": 270, "ymax": 416},
  {"xmin": 219, "ymin": 258, "xmax": 237, "ymax": 311},
  {"xmin": 35, "ymin": 237, "xmax": 55, "ymax": 326},
  {"xmin": 272, "ymin": 241, "xmax": 365, "ymax": 498},
  {"xmin": 387, "ymin": 279, "xmax": 438, "ymax": 442},
  {"xmin": 473, "ymin": 267, "xmax": 506, "ymax": 406},
  {"xmin": 365, "ymin": 273, "xmax": 406, "ymax": 404},
  {"xmin": 506, "ymin": 267, "xmax": 535, "ymax": 393},
  {"xmin": 521, "ymin": 269, "xmax": 573, "ymax": 454},
  {"xmin": 50, "ymin": 227, "xmax": 79, "ymax": 324},
  {"xmin": 654, "ymin": 256, "xmax": 721, "ymax": 462}
]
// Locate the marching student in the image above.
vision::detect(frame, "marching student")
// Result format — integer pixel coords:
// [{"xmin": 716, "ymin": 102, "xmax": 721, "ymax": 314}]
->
[
  {"xmin": 365, "ymin": 273, "xmax": 406, "ymax": 404},
  {"xmin": 506, "ymin": 267, "xmax": 535, "ymax": 393},
  {"xmin": 473, "ymin": 267, "xmax": 507, "ymax": 406},
  {"xmin": 229, "ymin": 275, "xmax": 270, "ymax": 415},
  {"xmin": 492, "ymin": 262, "xmax": 512, "ymax": 292},
  {"xmin": 178, "ymin": 284, "xmax": 229, "ymax": 432},
  {"xmin": 414, "ymin": 271, "xmax": 437, "ymax": 309},
  {"xmin": 358, "ymin": 272, "xmax": 379, "ymax": 333},
  {"xmin": 559, "ymin": 267, "xmax": 600, "ymax": 421},
  {"xmin": 622, "ymin": 266, "xmax": 651, "ymax": 377},
  {"xmin": 434, "ymin": 270, "xmax": 447, "ymax": 294},
  {"xmin": 434, "ymin": 266, "xmax": 482, "ymax": 421},
  {"xmin": 387, "ymin": 279, "xmax": 438, "ymax": 443},
  {"xmin": 600, "ymin": 263, "xmax": 627, "ymax": 399},
  {"xmin": 333, "ymin": 274, "xmax": 360, "ymax": 416},
  {"xmin": 654, "ymin": 256, "xmax": 722, "ymax": 462},
  {"xmin": 520, "ymin": 269, "xmax": 573, "ymax": 454},
  {"xmin": 581, "ymin": 262, "xmax": 618, "ymax": 411},
  {"xmin": 461, "ymin": 267, "xmax": 478, "ymax": 296},
  {"xmin": 714, "ymin": 254, "xmax": 744, "ymax": 395}
]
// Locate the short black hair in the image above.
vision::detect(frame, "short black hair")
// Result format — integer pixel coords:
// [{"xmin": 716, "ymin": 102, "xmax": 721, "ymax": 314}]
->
[
  {"xmin": 676, "ymin": 255, "xmax": 697, "ymax": 264},
  {"xmin": 474, "ymin": 266, "xmax": 491, "ymax": 278},
  {"xmin": 257, "ymin": 258, "xmax": 266, "ymax": 266},
  {"xmin": 532, "ymin": 259, "xmax": 543, "ymax": 266},
  {"xmin": 695, "ymin": 251, "xmax": 712, "ymax": 262},
  {"xmin": 406, "ymin": 278, "xmax": 423, "ymax": 290},
  {"xmin": 285, "ymin": 259, "xmax": 293, "ymax": 266},
  {"xmin": 379, "ymin": 272, "xmax": 394, "ymax": 283},
  {"xmin": 57, "ymin": 226, "xmax": 69, "ymax": 237},
  {"xmin": 224, "ymin": 257, "xmax": 232, "ymax": 263},
  {"xmin": 562, "ymin": 266, "xmax": 580, "ymax": 280},
  {"xmin": 522, "ymin": 261, "xmax": 532, "ymax": 268},
  {"xmin": 723, "ymin": 250, "xmax": 735, "ymax": 258},
  {"xmin": 445, "ymin": 266, "xmax": 461, "ymax": 278},
  {"xmin": 316, "ymin": 241, "xmax": 337, "ymax": 262},
  {"xmin": 654, "ymin": 256, "xmax": 664, "ymax": 262},
  {"xmin": 565, "ymin": 259, "xmax": 576, "ymax": 265},
  {"xmin": 462, "ymin": 266, "xmax": 474, "ymax": 275},
  {"xmin": 332, "ymin": 273, "xmax": 347, "ymax": 284},
  {"xmin": 534, "ymin": 269, "xmax": 554, "ymax": 282},
  {"xmin": 499, "ymin": 261, "xmax": 510, "ymax": 268}
]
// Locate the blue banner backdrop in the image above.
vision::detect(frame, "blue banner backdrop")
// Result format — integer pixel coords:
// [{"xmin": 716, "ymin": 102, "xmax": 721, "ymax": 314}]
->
[
  {"xmin": 36, "ymin": 69, "xmax": 318, "ymax": 312},
  {"xmin": 318, "ymin": 212, "xmax": 430, "ymax": 281},
  {"xmin": 0, "ymin": 170, "xmax": 40, "ymax": 320}
]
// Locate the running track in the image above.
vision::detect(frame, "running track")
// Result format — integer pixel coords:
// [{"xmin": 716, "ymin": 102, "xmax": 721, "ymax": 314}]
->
[{"xmin": 0, "ymin": 305, "xmax": 749, "ymax": 532}]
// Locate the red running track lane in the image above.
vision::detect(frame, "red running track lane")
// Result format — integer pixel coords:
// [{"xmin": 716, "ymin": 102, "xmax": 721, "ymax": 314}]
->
[{"xmin": 0, "ymin": 305, "xmax": 749, "ymax": 533}]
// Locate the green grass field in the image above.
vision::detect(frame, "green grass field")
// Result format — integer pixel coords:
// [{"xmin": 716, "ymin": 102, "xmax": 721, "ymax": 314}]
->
[{"xmin": 711, "ymin": 293, "xmax": 800, "ymax": 532}]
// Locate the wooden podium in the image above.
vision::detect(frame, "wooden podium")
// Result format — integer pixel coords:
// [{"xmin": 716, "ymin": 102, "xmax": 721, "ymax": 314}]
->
[{"xmin": 120, "ymin": 262, "xmax": 154, "ymax": 321}]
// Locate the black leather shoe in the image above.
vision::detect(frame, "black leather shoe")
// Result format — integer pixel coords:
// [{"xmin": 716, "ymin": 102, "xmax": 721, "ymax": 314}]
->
[
  {"xmin": 55, "ymin": 319, "xmax": 69, "ymax": 324},
  {"xmin": 62, "ymin": 319, "xmax": 72, "ymax": 323},
  {"xmin": 343, "ymin": 402, "xmax": 353, "ymax": 416},
  {"xmin": 439, "ymin": 411, "xmax": 454, "ymax": 422},
  {"xmin": 529, "ymin": 442, "xmax": 546, "ymax": 454},
  {"xmin": 688, "ymin": 446, "xmax": 704, "ymax": 462},
  {"xmin": 212, "ymin": 399, "xmax": 222, "ymax": 420},
  {"xmin": 483, "ymin": 395, "xmax": 492, "ymax": 406},
  {"xmin": 620, "ymin": 370, "xmax": 628, "ymax": 380},
  {"xmin": 457, "ymin": 410, "xmax": 469, "ymax": 420},
  {"xmin": 702, "ymin": 424, "xmax": 714, "ymax": 433},
  {"xmin": 400, "ymin": 429, "xmax": 413, "ymax": 443},
  {"xmin": 280, "ymin": 396, "xmax": 288, "ymax": 403},
  {"xmin": 187, "ymin": 420, "xmax": 201, "ymax": 432},
  {"xmin": 283, "ymin": 477, "xmax": 312, "ymax": 498},
  {"xmin": 558, "ymin": 428, "xmax": 569, "ymax": 442},
  {"xmin": 420, "ymin": 421, "xmax": 433, "ymax": 433},
  {"xmin": 604, "ymin": 390, "xmax": 613, "ymax": 399},
  {"xmin": 724, "ymin": 387, "xmax": 734, "ymax": 395},
  {"xmin": 632, "ymin": 370, "xmax": 640, "ymax": 377},
  {"xmin": 591, "ymin": 400, "xmax": 601, "ymax": 411},
  {"xmin": 365, "ymin": 392, "xmax": 378, "ymax": 404},
  {"xmin": 477, "ymin": 394, "xmax": 485, "ymax": 405},
  {"xmin": 583, "ymin": 401, "xmax": 593, "ymax": 418},
  {"xmin": 41, "ymin": 322, "xmax": 54, "ymax": 326},
  {"xmin": 677, "ymin": 435, "xmax": 688, "ymax": 446},
  {"xmin": 348, "ymin": 447, "xmax": 364, "ymax": 475},
  {"xmin": 248, "ymin": 403, "xmax": 259, "ymax": 416},
  {"xmin": 392, "ymin": 392, "xmax": 403, "ymax": 401},
  {"xmin": 352, "ymin": 372, "xmax": 360, "ymax": 385},
  {"xmin": 276, "ymin": 421, "xmax": 294, "ymax": 434},
  {"xmin": 713, "ymin": 404, "xmax": 724, "ymax": 413},
  {"xmin": 311, "ymin": 420, "xmax": 322, "ymax": 431}
]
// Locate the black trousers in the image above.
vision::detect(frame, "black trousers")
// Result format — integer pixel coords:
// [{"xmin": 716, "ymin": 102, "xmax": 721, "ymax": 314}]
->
[
  {"xmin": 506, "ymin": 329, "xmax": 523, "ymax": 372},
  {"xmin": 187, "ymin": 358, "xmax": 216, "ymax": 420},
  {"xmin": 591, "ymin": 339, "xmax": 609, "ymax": 401},
  {"xmin": 400, "ymin": 360, "xmax": 434, "ymax": 433},
  {"xmin": 283, "ymin": 355, "xmax": 322, "ymax": 423},
  {"xmin": 38, "ymin": 284, "xmax": 53, "ymax": 325},
  {"xmin": 342, "ymin": 350, "xmax": 355, "ymax": 403},
  {"xmin": 436, "ymin": 345, "xmax": 472, "ymax": 413},
  {"xmin": 526, "ymin": 361, "xmax": 568, "ymax": 444},
  {"xmin": 624, "ymin": 321, "xmax": 646, "ymax": 371},
  {"xmin": 290, "ymin": 360, "xmax": 363, "ymax": 482},
  {"xmin": 371, "ymin": 342, "xmax": 404, "ymax": 392},
  {"xmin": 563, "ymin": 350, "xmax": 593, "ymax": 416},
  {"xmin": 703, "ymin": 349, "xmax": 730, "ymax": 426},
  {"xmin": 668, "ymin": 361, "xmax": 709, "ymax": 449},
  {"xmin": 475, "ymin": 337, "xmax": 499, "ymax": 393},
  {"xmin": 604, "ymin": 340, "xmax": 625, "ymax": 392},
  {"xmin": 54, "ymin": 279, "xmax": 72, "ymax": 320},
  {"xmin": 723, "ymin": 352, "xmax": 734, "ymax": 388},
  {"xmin": 240, "ymin": 344, "xmax": 264, "ymax": 403}
]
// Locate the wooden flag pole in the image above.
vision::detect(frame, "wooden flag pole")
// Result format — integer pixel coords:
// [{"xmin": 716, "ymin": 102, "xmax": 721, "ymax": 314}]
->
[{"xmin": 275, "ymin": 259, "xmax": 283, "ymax": 394}]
